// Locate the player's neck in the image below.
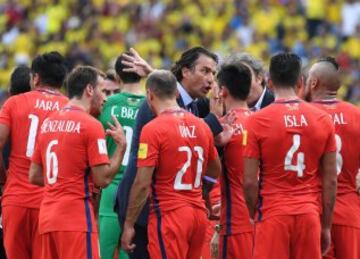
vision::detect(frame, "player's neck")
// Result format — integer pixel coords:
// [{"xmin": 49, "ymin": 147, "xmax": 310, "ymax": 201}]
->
[
  {"xmin": 225, "ymin": 98, "xmax": 248, "ymax": 111},
  {"xmin": 157, "ymin": 99, "xmax": 180, "ymax": 115},
  {"xmin": 312, "ymin": 90, "xmax": 338, "ymax": 101},
  {"xmin": 121, "ymin": 83, "xmax": 143, "ymax": 95},
  {"xmin": 34, "ymin": 85, "xmax": 59, "ymax": 92},
  {"xmin": 67, "ymin": 99, "xmax": 88, "ymax": 112},
  {"xmin": 274, "ymin": 87, "xmax": 298, "ymax": 100}
]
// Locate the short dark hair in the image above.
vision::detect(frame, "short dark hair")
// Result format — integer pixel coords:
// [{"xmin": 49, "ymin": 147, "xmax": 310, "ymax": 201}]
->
[
  {"xmin": 269, "ymin": 52, "xmax": 302, "ymax": 87},
  {"xmin": 10, "ymin": 65, "xmax": 31, "ymax": 96},
  {"xmin": 146, "ymin": 70, "xmax": 177, "ymax": 100},
  {"xmin": 171, "ymin": 46, "xmax": 218, "ymax": 81},
  {"xmin": 31, "ymin": 51, "xmax": 67, "ymax": 88},
  {"xmin": 217, "ymin": 64, "xmax": 252, "ymax": 101},
  {"xmin": 66, "ymin": 66, "xmax": 105, "ymax": 99},
  {"xmin": 115, "ymin": 52, "xmax": 141, "ymax": 83}
]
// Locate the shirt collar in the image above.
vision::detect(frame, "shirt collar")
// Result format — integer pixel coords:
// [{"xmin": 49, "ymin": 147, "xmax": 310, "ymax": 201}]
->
[
  {"xmin": 177, "ymin": 82, "xmax": 194, "ymax": 107},
  {"xmin": 253, "ymin": 87, "xmax": 267, "ymax": 111}
]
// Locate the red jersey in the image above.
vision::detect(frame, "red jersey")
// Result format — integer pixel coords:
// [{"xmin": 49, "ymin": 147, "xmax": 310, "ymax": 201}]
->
[
  {"xmin": 243, "ymin": 99, "xmax": 336, "ymax": 221},
  {"xmin": 312, "ymin": 100, "xmax": 360, "ymax": 228},
  {"xmin": 32, "ymin": 105, "xmax": 110, "ymax": 234},
  {"xmin": 220, "ymin": 108, "xmax": 253, "ymax": 235},
  {"xmin": 137, "ymin": 109, "xmax": 218, "ymax": 213},
  {"xmin": 0, "ymin": 89, "xmax": 68, "ymax": 209}
]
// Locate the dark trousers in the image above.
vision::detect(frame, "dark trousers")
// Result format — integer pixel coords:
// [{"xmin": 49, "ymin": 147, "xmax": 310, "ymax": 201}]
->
[{"xmin": 129, "ymin": 224, "xmax": 149, "ymax": 259}]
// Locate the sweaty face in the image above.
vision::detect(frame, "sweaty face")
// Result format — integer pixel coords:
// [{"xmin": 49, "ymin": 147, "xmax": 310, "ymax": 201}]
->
[
  {"xmin": 185, "ymin": 55, "xmax": 217, "ymax": 98},
  {"xmin": 90, "ymin": 76, "xmax": 107, "ymax": 117}
]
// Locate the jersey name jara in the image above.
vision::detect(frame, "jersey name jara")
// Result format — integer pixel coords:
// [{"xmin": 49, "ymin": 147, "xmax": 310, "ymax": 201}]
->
[{"xmin": 34, "ymin": 99, "xmax": 60, "ymax": 111}]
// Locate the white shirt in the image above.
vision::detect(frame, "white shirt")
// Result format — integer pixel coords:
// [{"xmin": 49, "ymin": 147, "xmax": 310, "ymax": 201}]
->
[
  {"xmin": 253, "ymin": 87, "xmax": 267, "ymax": 111},
  {"xmin": 177, "ymin": 82, "xmax": 194, "ymax": 108}
]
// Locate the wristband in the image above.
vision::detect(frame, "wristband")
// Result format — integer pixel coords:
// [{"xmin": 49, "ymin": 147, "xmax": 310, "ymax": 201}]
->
[{"xmin": 203, "ymin": 176, "xmax": 217, "ymax": 184}]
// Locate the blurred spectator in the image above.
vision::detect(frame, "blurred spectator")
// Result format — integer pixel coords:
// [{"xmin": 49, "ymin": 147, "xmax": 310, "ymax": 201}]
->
[{"xmin": 0, "ymin": 0, "xmax": 358, "ymax": 104}]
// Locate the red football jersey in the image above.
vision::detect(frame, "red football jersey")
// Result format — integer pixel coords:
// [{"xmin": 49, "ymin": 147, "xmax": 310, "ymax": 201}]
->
[
  {"xmin": 312, "ymin": 100, "xmax": 360, "ymax": 228},
  {"xmin": 0, "ymin": 89, "xmax": 68, "ymax": 209},
  {"xmin": 220, "ymin": 108, "xmax": 253, "ymax": 235},
  {"xmin": 243, "ymin": 99, "xmax": 336, "ymax": 221},
  {"xmin": 32, "ymin": 105, "xmax": 110, "ymax": 234},
  {"xmin": 137, "ymin": 109, "xmax": 218, "ymax": 213}
]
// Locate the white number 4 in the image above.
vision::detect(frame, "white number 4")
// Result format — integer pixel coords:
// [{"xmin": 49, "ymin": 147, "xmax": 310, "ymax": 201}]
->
[
  {"xmin": 284, "ymin": 134, "xmax": 305, "ymax": 177},
  {"xmin": 174, "ymin": 146, "xmax": 204, "ymax": 190}
]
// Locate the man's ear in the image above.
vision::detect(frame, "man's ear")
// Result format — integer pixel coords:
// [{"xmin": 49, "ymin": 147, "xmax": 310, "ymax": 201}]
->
[
  {"xmin": 85, "ymin": 84, "xmax": 94, "ymax": 97},
  {"xmin": 32, "ymin": 73, "xmax": 40, "ymax": 88},
  {"xmin": 267, "ymin": 78, "xmax": 274, "ymax": 91},
  {"xmin": 220, "ymin": 86, "xmax": 228, "ymax": 99},
  {"xmin": 310, "ymin": 77, "xmax": 320, "ymax": 91},
  {"xmin": 181, "ymin": 67, "xmax": 191, "ymax": 80}
]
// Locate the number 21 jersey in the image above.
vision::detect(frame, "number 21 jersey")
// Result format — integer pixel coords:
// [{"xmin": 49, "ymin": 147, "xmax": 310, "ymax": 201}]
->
[
  {"xmin": 0, "ymin": 89, "xmax": 68, "ymax": 209},
  {"xmin": 243, "ymin": 99, "xmax": 336, "ymax": 221},
  {"xmin": 137, "ymin": 109, "xmax": 218, "ymax": 213}
]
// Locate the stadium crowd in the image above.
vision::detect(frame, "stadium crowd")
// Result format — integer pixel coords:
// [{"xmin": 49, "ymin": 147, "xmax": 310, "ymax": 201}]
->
[
  {"xmin": 0, "ymin": 0, "xmax": 359, "ymax": 103},
  {"xmin": 0, "ymin": 1, "xmax": 359, "ymax": 259}
]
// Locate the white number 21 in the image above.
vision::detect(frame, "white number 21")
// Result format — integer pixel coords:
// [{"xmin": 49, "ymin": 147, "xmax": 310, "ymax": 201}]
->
[{"xmin": 174, "ymin": 146, "xmax": 204, "ymax": 190}]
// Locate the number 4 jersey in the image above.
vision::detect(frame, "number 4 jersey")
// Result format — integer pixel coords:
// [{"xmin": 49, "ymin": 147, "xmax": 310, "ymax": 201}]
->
[
  {"xmin": 243, "ymin": 99, "xmax": 336, "ymax": 221},
  {"xmin": 137, "ymin": 109, "xmax": 218, "ymax": 213},
  {"xmin": 32, "ymin": 105, "xmax": 110, "ymax": 234},
  {"xmin": 0, "ymin": 89, "xmax": 68, "ymax": 209}
]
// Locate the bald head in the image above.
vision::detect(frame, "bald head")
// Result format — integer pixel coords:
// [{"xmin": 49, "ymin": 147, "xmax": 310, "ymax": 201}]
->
[{"xmin": 308, "ymin": 61, "xmax": 341, "ymax": 92}]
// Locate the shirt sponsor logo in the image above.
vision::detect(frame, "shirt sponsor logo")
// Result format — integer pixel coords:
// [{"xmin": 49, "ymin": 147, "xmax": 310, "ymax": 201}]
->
[
  {"xmin": 97, "ymin": 139, "xmax": 107, "ymax": 155},
  {"xmin": 138, "ymin": 143, "xmax": 148, "ymax": 159}
]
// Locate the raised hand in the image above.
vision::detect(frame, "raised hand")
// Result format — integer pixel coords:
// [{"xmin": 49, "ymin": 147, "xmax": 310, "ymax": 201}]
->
[
  {"xmin": 106, "ymin": 115, "xmax": 127, "ymax": 148},
  {"xmin": 121, "ymin": 48, "xmax": 154, "ymax": 77}
]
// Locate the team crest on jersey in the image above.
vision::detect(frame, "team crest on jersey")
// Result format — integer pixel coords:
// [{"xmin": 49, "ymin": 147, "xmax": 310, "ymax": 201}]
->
[
  {"xmin": 138, "ymin": 143, "xmax": 148, "ymax": 159},
  {"xmin": 127, "ymin": 97, "xmax": 141, "ymax": 106},
  {"xmin": 285, "ymin": 103, "xmax": 299, "ymax": 111}
]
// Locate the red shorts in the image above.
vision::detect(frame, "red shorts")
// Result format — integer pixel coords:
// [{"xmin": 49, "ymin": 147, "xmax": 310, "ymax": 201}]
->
[
  {"xmin": 148, "ymin": 206, "xmax": 207, "ymax": 259},
  {"xmin": 219, "ymin": 231, "xmax": 254, "ymax": 259},
  {"xmin": 201, "ymin": 219, "xmax": 218, "ymax": 259},
  {"xmin": 2, "ymin": 206, "xmax": 41, "ymax": 259},
  {"xmin": 41, "ymin": 231, "xmax": 99, "ymax": 259},
  {"xmin": 324, "ymin": 225, "xmax": 360, "ymax": 259},
  {"xmin": 253, "ymin": 214, "xmax": 321, "ymax": 259}
]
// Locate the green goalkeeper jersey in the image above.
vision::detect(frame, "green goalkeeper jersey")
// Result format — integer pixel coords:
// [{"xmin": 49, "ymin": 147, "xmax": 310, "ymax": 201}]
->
[{"xmin": 98, "ymin": 91, "xmax": 144, "ymax": 216}]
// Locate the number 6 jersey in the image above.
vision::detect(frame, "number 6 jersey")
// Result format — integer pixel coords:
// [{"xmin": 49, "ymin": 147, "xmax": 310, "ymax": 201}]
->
[
  {"xmin": 32, "ymin": 105, "xmax": 110, "ymax": 234},
  {"xmin": 243, "ymin": 99, "xmax": 336, "ymax": 221},
  {"xmin": 137, "ymin": 109, "xmax": 218, "ymax": 213},
  {"xmin": 0, "ymin": 89, "xmax": 68, "ymax": 209}
]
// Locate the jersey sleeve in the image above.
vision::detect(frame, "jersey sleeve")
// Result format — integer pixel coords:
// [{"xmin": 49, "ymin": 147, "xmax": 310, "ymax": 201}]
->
[
  {"xmin": 206, "ymin": 125, "xmax": 218, "ymax": 162},
  {"xmin": 243, "ymin": 116, "xmax": 260, "ymax": 159},
  {"xmin": 0, "ymin": 97, "xmax": 15, "ymax": 128},
  {"xmin": 87, "ymin": 120, "xmax": 110, "ymax": 167},
  {"xmin": 137, "ymin": 123, "xmax": 159, "ymax": 168}
]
